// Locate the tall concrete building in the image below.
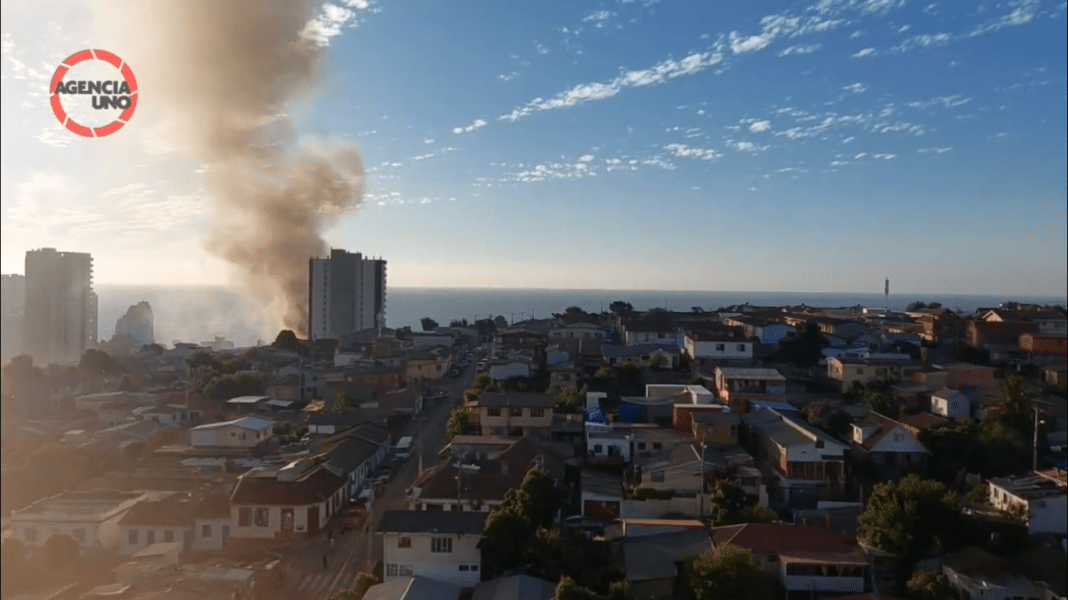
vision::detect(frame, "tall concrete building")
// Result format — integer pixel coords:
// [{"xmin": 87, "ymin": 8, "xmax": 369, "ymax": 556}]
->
[
  {"xmin": 1, "ymin": 274, "xmax": 26, "ymax": 366},
  {"xmin": 308, "ymin": 249, "xmax": 387, "ymax": 340},
  {"xmin": 23, "ymin": 248, "xmax": 98, "ymax": 366},
  {"xmin": 115, "ymin": 301, "xmax": 154, "ymax": 347}
]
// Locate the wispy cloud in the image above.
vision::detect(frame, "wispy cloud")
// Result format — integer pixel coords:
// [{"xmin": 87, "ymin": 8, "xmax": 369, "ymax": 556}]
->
[
  {"xmin": 891, "ymin": 32, "xmax": 951, "ymax": 52},
  {"xmin": 918, "ymin": 147, "xmax": 952, "ymax": 154},
  {"xmin": 749, "ymin": 120, "xmax": 772, "ymax": 133},
  {"xmin": 851, "ymin": 47, "xmax": 877, "ymax": 58},
  {"xmin": 779, "ymin": 44, "xmax": 821, "ymax": 56},
  {"xmin": 583, "ymin": 10, "xmax": 617, "ymax": 28},
  {"xmin": 499, "ymin": 51, "xmax": 724, "ymax": 122},
  {"xmin": 843, "ymin": 82, "xmax": 868, "ymax": 93},
  {"xmin": 453, "ymin": 119, "xmax": 488, "ymax": 134},
  {"xmin": 970, "ymin": 0, "xmax": 1042, "ymax": 37},
  {"xmin": 301, "ymin": 1, "xmax": 377, "ymax": 47},
  {"xmin": 729, "ymin": 32, "xmax": 772, "ymax": 54},
  {"xmin": 663, "ymin": 143, "xmax": 721, "ymax": 161}
]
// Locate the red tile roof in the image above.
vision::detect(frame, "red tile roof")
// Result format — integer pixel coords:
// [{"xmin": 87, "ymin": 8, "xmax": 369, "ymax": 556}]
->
[{"xmin": 711, "ymin": 523, "xmax": 858, "ymax": 555}]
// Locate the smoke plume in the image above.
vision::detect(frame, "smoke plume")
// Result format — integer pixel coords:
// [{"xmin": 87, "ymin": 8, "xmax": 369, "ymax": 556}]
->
[{"xmin": 92, "ymin": 0, "xmax": 364, "ymax": 337}]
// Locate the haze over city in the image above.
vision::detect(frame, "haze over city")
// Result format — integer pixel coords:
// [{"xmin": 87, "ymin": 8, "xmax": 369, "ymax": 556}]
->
[{"xmin": 2, "ymin": 0, "xmax": 1066, "ymax": 297}]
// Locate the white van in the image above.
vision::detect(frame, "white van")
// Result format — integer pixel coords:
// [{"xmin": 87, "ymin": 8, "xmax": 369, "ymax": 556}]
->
[{"xmin": 394, "ymin": 436, "xmax": 414, "ymax": 460}]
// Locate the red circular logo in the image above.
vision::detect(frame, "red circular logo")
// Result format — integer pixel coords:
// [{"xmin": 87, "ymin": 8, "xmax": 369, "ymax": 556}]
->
[{"xmin": 49, "ymin": 49, "xmax": 138, "ymax": 138}]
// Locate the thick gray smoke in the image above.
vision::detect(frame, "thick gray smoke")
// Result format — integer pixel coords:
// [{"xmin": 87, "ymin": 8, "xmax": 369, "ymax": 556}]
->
[{"xmin": 92, "ymin": 0, "xmax": 365, "ymax": 337}]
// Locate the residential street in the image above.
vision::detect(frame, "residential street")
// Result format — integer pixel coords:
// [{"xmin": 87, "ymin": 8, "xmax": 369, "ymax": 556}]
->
[{"xmin": 279, "ymin": 362, "xmax": 475, "ymax": 599}]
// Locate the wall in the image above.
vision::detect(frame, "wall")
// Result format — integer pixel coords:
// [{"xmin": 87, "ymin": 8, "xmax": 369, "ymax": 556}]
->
[
  {"xmin": 382, "ymin": 532, "xmax": 482, "ymax": 587},
  {"xmin": 1028, "ymin": 494, "xmax": 1067, "ymax": 535},
  {"xmin": 780, "ymin": 563, "xmax": 865, "ymax": 594},
  {"xmin": 619, "ymin": 496, "xmax": 713, "ymax": 519},
  {"xmin": 190, "ymin": 518, "xmax": 230, "ymax": 551},
  {"xmin": 489, "ymin": 362, "xmax": 530, "ymax": 382},
  {"xmin": 687, "ymin": 338, "xmax": 754, "ymax": 361},
  {"xmin": 190, "ymin": 425, "xmax": 269, "ymax": 448},
  {"xmin": 118, "ymin": 525, "xmax": 189, "ymax": 556},
  {"xmin": 479, "ymin": 406, "xmax": 552, "ymax": 433}
]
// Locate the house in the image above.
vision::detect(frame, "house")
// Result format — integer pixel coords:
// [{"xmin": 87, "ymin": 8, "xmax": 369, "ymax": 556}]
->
[
  {"xmin": 1020, "ymin": 333, "xmax": 1068, "ymax": 357},
  {"xmin": 848, "ymin": 412, "xmax": 929, "ymax": 480},
  {"xmin": 582, "ymin": 467, "xmax": 624, "ymax": 522},
  {"xmin": 487, "ymin": 358, "xmax": 532, "ymax": 382},
  {"xmin": 899, "ymin": 411, "xmax": 951, "ymax": 438},
  {"xmin": 364, "ymin": 576, "xmax": 461, "ymax": 600},
  {"xmin": 408, "ymin": 437, "xmax": 566, "ymax": 512},
  {"xmin": 585, "ymin": 422, "xmax": 635, "ymax": 465},
  {"xmin": 547, "ymin": 361, "xmax": 581, "ymax": 394},
  {"xmin": 930, "ymin": 388, "xmax": 970, "ymax": 419},
  {"xmin": 987, "ymin": 469, "xmax": 1067, "ymax": 535},
  {"xmin": 966, "ymin": 320, "xmax": 1040, "ymax": 349},
  {"xmin": 683, "ymin": 327, "xmax": 754, "ymax": 362},
  {"xmin": 225, "ymin": 395, "xmax": 273, "ymax": 411},
  {"xmin": 377, "ymin": 510, "xmax": 488, "ymax": 588},
  {"xmin": 229, "ymin": 460, "xmax": 347, "ymax": 543},
  {"xmin": 742, "ymin": 409, "xmax": 848, "ymax": 508},
  {"xmin": 623, "ymin": 528, "xmax": 712, "ymax": 600},
  {"xmin": 96, "ymin": 402, "xmax": 138, "ymax": 429},
  {"xmin": 472, "ymin": 574, "xmax": 556, "ymax": 600},
  {"xmin": 8, "ymin": 490, "xmax": 146, "ymax": 549},
  {"xmin": 711, "ymin": 523, "xmax": 869, "ymax": 598},
  {"xmin": 826, "ymin": 357, "xmax": 923, "ymax": 391},
  {"xmin": 115, "ymin": 492, "xmax": 230, "ymax": 557},
  {"xmin": 622, "ymin": 321, "xmax": 680, "ymax": 347},
  {"xmin": 722, "ymin": 316, "xmax": 797, "ymax": 346},
  {"xmin": 548, "ymin": 323, "xmax": 606, "ymax": 358},
  {"xmin": 189, "ymin": 416, "xmax": 274, "ymax": 448},
  {"xmin": 473, "ymin": 393, "xmax": 554, "ymax": 437},
  {"xmin": 602, "ymin": 344, "xmax": 678, "ymax": 369},
  {"xmin": 943, "ymin": 547, "xmax": 1046, "ymax": 600},
  {"xmin": 632, "ymin": 439, "xmax": 709, "ymax": 496},
  {"xmin": 712, "ymin": 367, "xmax": 787, "ymax": 413},
  {"xmin": 982, "ymin": 309, "xmax": 1068, "ymax": 335},
  {"xmin": 1045, "ymin": 366, "xmax": 1068, "ymax": 392},
  {"xmin": 407, "ymin": 347, "xmax": 454, "ymax": 382},
  {"xmin": 133, "ymin": 404, "xmax": 185, "ymax": 425},
  {"xmin": 327, "ymin": 436, "xmax": 382, "ymax": 497},
  {"xmin": 692, "ymin": 411, "xmax": 741, "ymax": 445}
]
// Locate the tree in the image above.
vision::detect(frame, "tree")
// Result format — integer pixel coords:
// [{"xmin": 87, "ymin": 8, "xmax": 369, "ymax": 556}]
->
[
  {"xmin": 446, "ymin": 407, "xmax": 473, "ymax": 440},
  {"xmin": 905, "ymin": 569, "xmax": 954, "ymax": 600},
  {"xmin": 142, "ymin": 343, "xmax": 165, "ymax": 354},
  {"xmin": 480, "ymin": 505, "xmax": 532, "ymax": 575},
  {"xmin": 272, "ymin": 329, "xmax": 300, "ymax": 351},
  {"xmin": 332, "ymin": 393, "xmax": 352, "ymax": 414},
  {"xmin": 683, "ymin": 545, "xmax": 783, "ymax": 600},
  {"xmin": 2, "ymin": 355, "xmax": 44, "ymax": 397},
  {"xmin": 79, "ymin": 348, "xmax": 122, "ymax": 376},
  {"xmin": 863, "ymin": 386, "xmax": 899, "ymax": 417},
  {"xmin": 203, "ymin": 370, "xmax": 265, "ymax": 401},
  {"xmin": 449, "ymin": 318, "xmax": 470, "ymax": 327},
  {"xmin": 494, "ymin": 315, "xmax": 509, "ymax": 328},
  {"xmin": 117, "ymin": 374, "xmax": 142, "ymax": 392},
  {"xmin": 608, "ymin": 301, "xmax": 633, "ymax": 316},
  {"xmin": 649, "ymin": 353, "xmax": 667, "ymax": 370},
  {"xmin": 518, "ymin": 469, "xmax": 563, "ymax": 529},
  {"xmin": 420, "ymin": 317, "xmax": 439, "ymax": 331},
  {"xmin": 986, "ymin": 375, "xmax": 1033, "ymax": 428},
  {"xmin": 43, "ymin": 533, "xmax": 80, "ymax": 571},
  {"xmin": 710, "ymin": 481, "xmax": 750, "ymax": 526},
  {"xmin": 604, "ymin": 580, "xmax": 635, "ymax": 600},
  {"xmin": 554, "ymin": 387, "xmax": 584, "ymax": 413},
  {"xmin": 857, "ymin": 475, "xmax": 963, "ymax": 565},
  {"xmin": 552, "ymin": 576, "xmax": 601, "ymax": 600},
  {"xmin": 775, "ymin": 323, "xmax": 828, "ymax": 367}
]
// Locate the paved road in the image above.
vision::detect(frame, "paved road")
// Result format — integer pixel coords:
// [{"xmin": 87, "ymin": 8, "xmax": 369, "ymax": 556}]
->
[{"xmin": 280, "ymin": 361, "xmax": 476, "ymax": 599}]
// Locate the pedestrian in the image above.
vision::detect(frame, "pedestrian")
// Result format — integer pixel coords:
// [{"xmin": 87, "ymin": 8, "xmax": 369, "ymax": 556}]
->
[{"xmin": 322, "ymin": 553, "xmax": 328, "ymax": 570}]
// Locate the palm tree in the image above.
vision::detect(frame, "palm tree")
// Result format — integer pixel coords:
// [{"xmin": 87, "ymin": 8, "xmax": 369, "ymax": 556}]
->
[{"xmin": 990, "ymin": 375, "xmax": 1032, "ymax": 424}]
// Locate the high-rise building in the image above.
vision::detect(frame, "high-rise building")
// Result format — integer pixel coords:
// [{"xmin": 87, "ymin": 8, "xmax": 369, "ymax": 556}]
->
[
  {"xmin": 1, "ymin": 274, "xmax": 26, "ymax": 366},
  {"xmin": 23, "ymin": 248, "xmax": 98, "ymax": 366},
  {"xmin": 115, "ymin": 301, "xmax": 154, "ymax": 347},
  {"xmin": 308, "ymin": 249, "xmax": 387, "ymax": 340}
]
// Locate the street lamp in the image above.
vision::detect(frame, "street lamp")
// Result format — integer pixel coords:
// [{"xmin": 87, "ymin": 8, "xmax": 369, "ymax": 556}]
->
[{"xmin": 1033, "ymin": 405, "xmax": 1045, "ymax": 472}]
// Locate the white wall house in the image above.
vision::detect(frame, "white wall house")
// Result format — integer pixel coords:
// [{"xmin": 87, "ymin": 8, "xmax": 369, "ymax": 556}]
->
[
  {"xmin": 684, "ymin": 333, "xmax": 754, "ymax": 361},
  {"xmin": 488, "ymin": 360, "xmax": 531, "ymax": 382},
  {"xmin": 586, "ymin": 423, "xmax": 633, "ymax": 463},
  {"xmin": 9, "ymin": 490, "xmax": 145, "ymax": 549},
  {"xmin": 378, "ymin": 511, "xmax": 487, "ymax": 588},
  {"xmin": 988, "ymin": 470, "xmax": 1067, "ymax": 535},
  {"xmin": 931, "ymin": 389, "xmax": 970, "ymax": 419},
  {"xmin": 943, "ymin": 547, "xmax": 1046, "ymax": 600},
  {"xmin": 189, "ymin": 416, "xmax": 274, "ymax": 448},
  {"xmin": 229, "ymin": 462, "xmax": 347, "ymax": 541}
]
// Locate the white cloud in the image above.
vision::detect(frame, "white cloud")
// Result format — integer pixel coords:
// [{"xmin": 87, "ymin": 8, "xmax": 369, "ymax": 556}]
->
[
  {"xmin": 729, "ymin": 32, "xmax": 772, "ymax": 54},
  {"xmin": 663, "ymin": 143, "xmax": 720, "ymax": 161},
  {"xmin": 583, "ymin": 10, "xmax": 617, "ymax": 28},
  {"xmin": 578, "ymin": 154, "xmax": 595, "ymax": 162},
  {"xmin": 733, "ymin": 141, "xmax": 767, "ymax": 153},
  {"xmin": 452, "ymin": 119, "xmax": 488, "ymax": 134},
  {"xmin": 892, "ymin": 33, "xmax": 951, "ymax": 52},
  {"xmin": 851, "ymin": 47, "xmax": 877, "ymax": 58},
  {"xmin": 923, "ymin": 3, "xmax": 939, "ymax": 15},
  {"xmin": 918, "ymin": 147, "xmax": 952, "ymax": 154},
  {"xmin": 779, "ymin": 44, "xmax": 821, "ymax": 56},
  {"xmin": 843, "ymin": 82, "xmax": 868, "ymax": 93},
  {"xmin": 897, "ymin": 24, "xmax": 912, "ymax": 33},
  {"xmin": 499, "ymin": 51, "xmax": 724, "ymax": 122},
  {"xmin": 854, "ymin": 152, "xmax": 868, "ymax": 159},
  {"xmin": 873, "ymin": 153, "xmax": 897, "ymax": 159},
  {"xmin": 749, "ymin": 120, "xmax": 772, "ymax": 133},
  {"xmin": 970, "ymin": 0, "xmax": 1042, "ymax": 36}
]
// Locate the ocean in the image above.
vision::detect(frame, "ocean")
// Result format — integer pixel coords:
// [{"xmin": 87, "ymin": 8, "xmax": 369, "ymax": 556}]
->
[{"xmin": 94, "ymin": 284, "xmax": 1067, "ymax": 348}]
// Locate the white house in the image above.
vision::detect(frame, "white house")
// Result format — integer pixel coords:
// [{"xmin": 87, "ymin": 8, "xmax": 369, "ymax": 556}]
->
[
  {"xmin": 189, "ymin": 416, "xmax": 274, "ymax": 448},
  {"xmin": 326, "ymin": 436, "xmax": 382, "ymax": 498},
  {"xmin": 9, "ymin": 490, "xmax": 146, "ymax": 549},
  {"xmin": 585, "ymin": 422, "xmax": 633, "ymax": 464},
  {"xmin": 133, "ymin": 404, "xmax": 184, "ymax": 425},
  {"xmin": 987, "ymin": 469, "xmax": 1067, "ymax": 535},
  {"xmin": 943, "ymin": 547, "xmax": 1046, "ymax": 600},
  {"xmin": 683, "ymin": 331, "xmax": 754, "ymax": 362},
  {"xmin": 930, "ymin": 388, "xmax": 971, "ymax": 419},
  {"xmin": 378, "ymin": 510, "xmax": 487, "ymax": 588},
  {"xmin": 488, "ymin": 359, "xmax": 531, "ymax": 382},
  {"xmin": 229, "ymin": 461, "xmax": 347, "ymax": 541}
]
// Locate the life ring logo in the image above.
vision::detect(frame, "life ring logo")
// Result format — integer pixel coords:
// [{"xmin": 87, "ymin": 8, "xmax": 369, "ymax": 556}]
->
[{"xmin": 49, "ymin": 49, "xmax": 138, "ymax": 138}]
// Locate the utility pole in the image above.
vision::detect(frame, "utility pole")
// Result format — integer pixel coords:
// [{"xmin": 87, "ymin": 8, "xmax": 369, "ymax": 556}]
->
[{"xmin": 1033, "ymin": 405, "xmax": 1042, "ymax": 472}]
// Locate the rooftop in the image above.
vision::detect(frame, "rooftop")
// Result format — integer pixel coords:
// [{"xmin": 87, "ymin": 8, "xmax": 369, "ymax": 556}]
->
[
  {"xmin": 377, "ymin": 510, "xmax": 487, "ymax": 535},
  {"xmin": 191, "ymin": 416, "xmax": 274, "ymax": 432},
  {"xmin": 989, "ymin": 469, "xmax": 1067, "ymax": 500},
  {"xmin": 473, "ymin": 575, "xmax": 556, "ymax": 600},
  {"xmin": 715, "ymin": 367, "xmax": 786, "ymax": 380},
  {"xmin": 12, "ymin": 490, "xmax": 144, "ymax": 520},
  {"xmin": 476, "ymin": 392, "xmax": 555, "ymax": 408}
]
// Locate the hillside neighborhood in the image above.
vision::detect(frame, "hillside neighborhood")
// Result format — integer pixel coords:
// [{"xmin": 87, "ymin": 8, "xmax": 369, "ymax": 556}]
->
[{"xmin": 1, "ymin": 301, "xmax": 1067, "ymax": 600}]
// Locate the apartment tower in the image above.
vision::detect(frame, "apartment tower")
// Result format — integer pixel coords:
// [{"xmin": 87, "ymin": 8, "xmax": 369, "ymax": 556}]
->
[
  {"xmin": 308, "ymin": 249, "xmax": 387, "ymax": 340},
  {"xmin": 1, "ymin": 274, "xmax": 26, "ymax": 365},
  {"xmin": 23, "ymin": 248, "xmax": 98, "ymax": 366}
]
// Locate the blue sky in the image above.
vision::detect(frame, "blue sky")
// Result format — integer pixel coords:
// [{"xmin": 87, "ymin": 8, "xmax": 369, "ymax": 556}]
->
[{"xmin": 1, "ymin": 0, "xmax": 1066, "ymax": 296}]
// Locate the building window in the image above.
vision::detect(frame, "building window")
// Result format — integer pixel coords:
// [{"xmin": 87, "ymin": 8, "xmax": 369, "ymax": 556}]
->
[
  {"xmin": 202, "ymin": 525, "xmax": 212, "ymax": 538},
  {"xmin": 239, "ymin": 508, "xmax": 252, "ymax": 527},
  {"xmin": 638, "ymin": 442, "xmax": 647, "ymax": 450},
  {"xmin": 651, "ymin": 471, "xmax": 665, "ymax": 483},
  {"xmin": 855, "ymin": 368, "xmax": 864, "ymax": 375},
  {"xmin": 147, "ymin": 530, "xmax": 156, "ymax": 545},
  {"xmin": 716, "ymin": 344, "xmax": 726, "ymax": 352},
  {"xmin": 509, "ymin": 407, "xmax": 523, "ymax": 417},
  {"xmin": 129, "ymin": 529, "xmax": 138, "ymax": 545},
  {"xmin": 471, "ymin": 565, "xmax": 479, "ymax": 572},
  {"xmin": 281, "ymin": 509, "xmax": 294, "ymax": 531},
  {"xmin": 164, "ymin": 530, "xmax": 175, "ymax": 543},
  {"xmin": 530, "ymin": 408, "xmax": 545, "ymax": 418},
  {"xmin": 387, "ymin": 564, "xmax": 398, "ymax": 576},
  {"xmin": 737, "ymin": 344, "xmax": 746, "ymax": 352},
  {"xmin": 487, "ymin": 407, "xmax": 501, "ymax": 417},
  {"xmin": 431, "ymin": 537, "xmax": 453, "ymax": 553},
  {"xmin": 594, "ymin": 444, "xmax": 603, "ymax": 453},
  {"xmin": 653, "ymin": 442, "xmax": 662, "ymax": 450},
  {"xmin": 254, "ymin": 508, "xmax": 270, "ymax": 528},
  {"xmin": 399, "ymin": 565, "xmax": 413, "ymax": 576},
  {"xmin": 398, "ymin": 536, "xmax": 411, "ymax": 548},
  {"xmin": 459, "ymin": 565, "xmax": 470, "ymax": 571}
]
